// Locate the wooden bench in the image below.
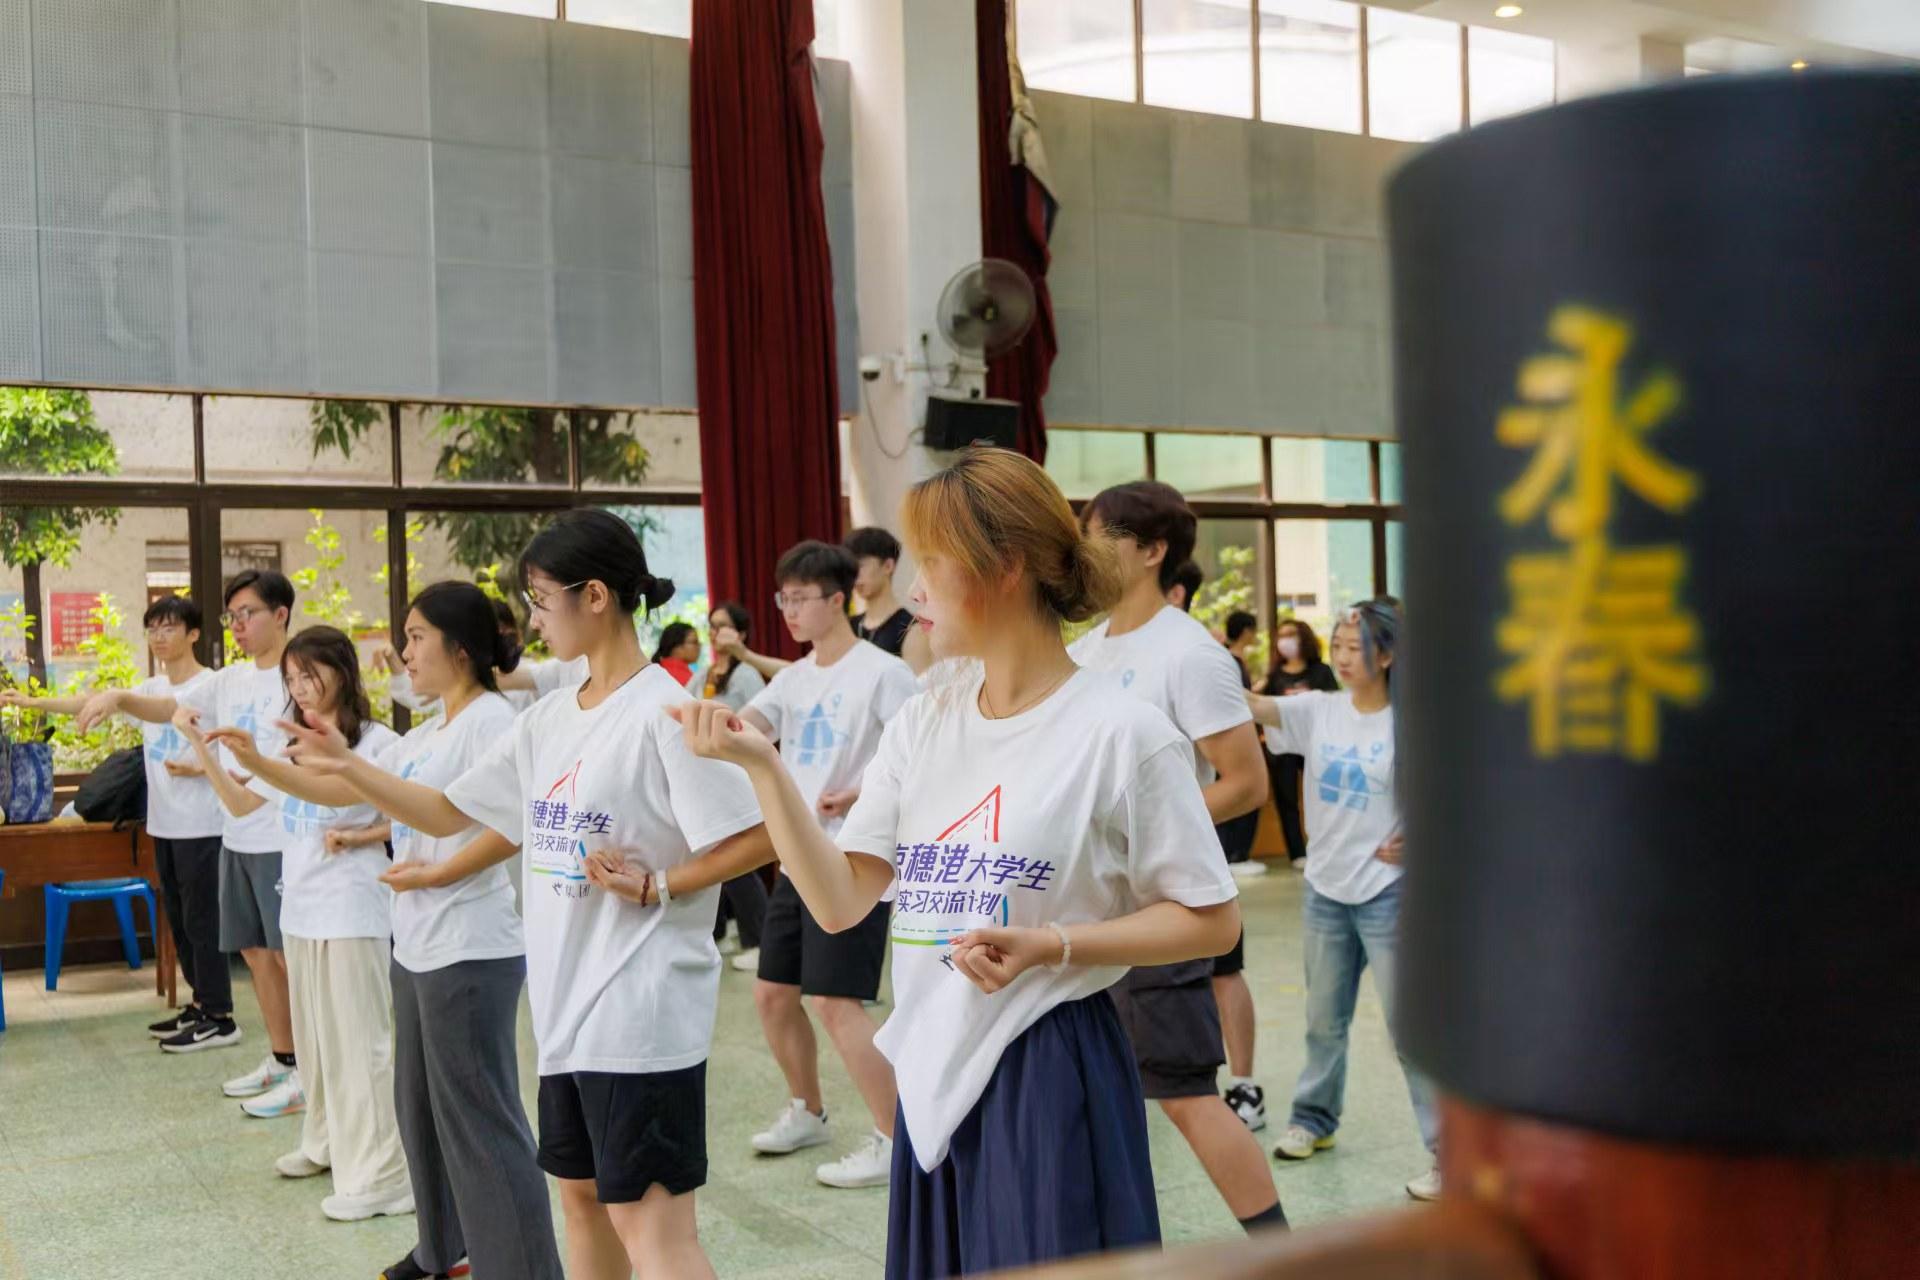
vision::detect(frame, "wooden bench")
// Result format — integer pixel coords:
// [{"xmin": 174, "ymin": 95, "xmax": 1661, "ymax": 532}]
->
[{"xmin": 0, "ymin": 820, "xmax": 178, "ymax": 1007}]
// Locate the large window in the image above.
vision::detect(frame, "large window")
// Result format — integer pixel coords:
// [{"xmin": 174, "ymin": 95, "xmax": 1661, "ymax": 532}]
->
[
  {"xmin": 1468, "ymin": 26, "xmax": 1555, "ymax": 124},
  {"xmin": 1016, "ymin": 0, "xmax": 1140, "ymax": 104},
  {"xmin": 3, "ymin": 386, "xmax": 697, "ymax": 749},
  {"xmin": 1143, "ymin": 0, "xmax": 1254, "ymax": 119},
  {"xmin": 1258, "ymin": 0, "xmax": 1362, "ymax": 134},
  {"xmin": 1045, "ymin": 425, "xmax": 1400, "ymax": 668},
  {"xmin": 1366, "ymin": 8, "xmax": 1462, "ymax": 142},
  {"xmin": 1023, "ymin": 1, "xmax": 1552, "ymax": 141}
]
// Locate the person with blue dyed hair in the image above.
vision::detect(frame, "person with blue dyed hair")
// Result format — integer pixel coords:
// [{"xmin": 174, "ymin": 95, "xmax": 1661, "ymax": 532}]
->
[{"xmin": 1245, "ymin": 597, "xmax": 1440, "ymax": 1202}]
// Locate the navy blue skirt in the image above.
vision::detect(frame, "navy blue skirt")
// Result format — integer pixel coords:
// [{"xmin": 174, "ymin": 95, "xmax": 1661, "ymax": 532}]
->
[{"xmin": 886, "ymin": 992, "xmax": 1162, "ymax": 1280}]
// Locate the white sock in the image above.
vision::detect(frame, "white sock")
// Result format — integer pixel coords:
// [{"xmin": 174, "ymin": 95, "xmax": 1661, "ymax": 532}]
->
[{"xmin": 1231, "ymin": 1075, "xmax": 1259, "ymax": 1089}]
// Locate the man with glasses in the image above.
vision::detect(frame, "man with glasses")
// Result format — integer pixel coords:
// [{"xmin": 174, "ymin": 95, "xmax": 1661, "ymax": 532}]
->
[
  {"xmin": 78, "ymin": 570, "xmax": 303, "ymax": 1110},
  {"xmin": 729, "ymin": 541, "xmax": 918, "ymax": 1190},
  {"xmin": 3, "ymin": 595, "xmax": 234, "ymax": 1051}
]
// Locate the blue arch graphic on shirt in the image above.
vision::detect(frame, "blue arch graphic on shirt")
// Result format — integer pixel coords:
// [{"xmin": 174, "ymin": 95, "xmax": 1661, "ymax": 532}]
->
[
  {"xmin": 1316, "ymin": 745, "xmax": 1384, "ymax": 812},
  {"xmin": 793, "ymin": 693, "xmax": 846, "ymax": 768}
]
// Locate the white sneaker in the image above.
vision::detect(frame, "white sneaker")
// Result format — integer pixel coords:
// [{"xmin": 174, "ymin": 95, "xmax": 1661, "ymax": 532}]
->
[
  {"xmin": 1406, "ymin": 1165, "xmax": 1442, "ymax": 1201},
  {"xmin": 718, "ymin": 933, "xmax": 741, "ymax": 955},
  {"xmin": 815, "ymin": 1131, "xmax": 893, "ymax": 1189},
  {"xmin": 322, "ymin": 1186, "xmax": 415, "ymax": 1221},
  {"xmin": 1229, "ymin": 860, "xmax": 1270, "ymax": 880},
  {"xmin": 274, "ymin": 1150, "xmax": 329, "ymax": 1179},
  {"xmin": 1273, "ymin": 1124, "xmax": 1336, "ymax": 1161},
  {"xmin": 223, "ymin": 1055, "xmax": 292, "ymax": 1099},
  {"xmin": 241, "ymin": 1071, "xmax": 306, "ymax": 1119},
  {"xmin": 752, "ymin": 1099, "xmax": 830, "ymax": 1154},
  {"xmin": 730, "ymin": 947, "xmax": 761, "ymax": 973}
]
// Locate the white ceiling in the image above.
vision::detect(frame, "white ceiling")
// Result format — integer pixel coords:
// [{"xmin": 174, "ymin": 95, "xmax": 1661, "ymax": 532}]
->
[{"xmin": 1386, "ymin": 0, "xmax": 1920, "ymax": 66}]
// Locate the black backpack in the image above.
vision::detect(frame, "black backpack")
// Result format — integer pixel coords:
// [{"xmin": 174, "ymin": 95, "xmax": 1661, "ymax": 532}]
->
[{"xmin": 75, "ymin": 747, "xmax": 148, "ymax": 825}]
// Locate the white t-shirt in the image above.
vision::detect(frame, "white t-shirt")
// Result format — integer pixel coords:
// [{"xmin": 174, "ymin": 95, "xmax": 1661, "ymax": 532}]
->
[
  {"xmin": 1263, "ymin": 692, "xmax": 1400, "ymax": 905},
  {"xmin": 376, "ymin": 693, "xmax": 525, "ymax": 973},
  {"xmin": 261, "ymin": 721, "xmax": 401, "ymax": 941},
  {"xmin": 839, "ymin": 667, "xmax": 1236, "ymax": 1171},
  {"xmin": 184, "ymin": 661, "xmax": 291, "ymax": 853},
  {"xmin": 1068, "ymin": 606, "xmax": 1254, "ymax": 787},
  {"xmin": 529, "ymin": 654, "xmax": 591, "ymax": 699},
  {"xmin": 136, "ymin": 669, "xmax": 224, "ymax": 840},
  {"xmin": 747, "ymin": 640, "xmax": 918, "ymax": 839},
  {"xmin": 446, "ymin": 665, "xmax": 763, "ymax": 1076},
  {"xmin": 391, "ymin": 655, "xmax": 588, "ymax": 714}
]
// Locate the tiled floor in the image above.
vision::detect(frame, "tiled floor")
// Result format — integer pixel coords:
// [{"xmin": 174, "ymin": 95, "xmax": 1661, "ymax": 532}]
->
[{"xmin": 0, "ymin": 865, "xmax": 1430, "ymax": 1278}]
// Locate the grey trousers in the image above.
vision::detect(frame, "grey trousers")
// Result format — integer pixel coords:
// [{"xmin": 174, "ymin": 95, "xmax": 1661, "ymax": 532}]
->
[{"xmin": 392, "ymin": 955, "xmax": 563, "ymax": 1280}]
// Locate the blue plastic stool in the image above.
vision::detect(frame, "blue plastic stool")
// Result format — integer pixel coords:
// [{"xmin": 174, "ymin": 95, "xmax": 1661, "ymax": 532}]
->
[{"xmin": 43, "ymin": 878, "xmax": 158, "ymax": 991}]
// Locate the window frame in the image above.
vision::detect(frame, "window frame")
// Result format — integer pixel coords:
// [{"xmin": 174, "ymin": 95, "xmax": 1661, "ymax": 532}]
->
[{"xmin": 4, "ymin": 387, "xmax": 699, "ymax": 730}]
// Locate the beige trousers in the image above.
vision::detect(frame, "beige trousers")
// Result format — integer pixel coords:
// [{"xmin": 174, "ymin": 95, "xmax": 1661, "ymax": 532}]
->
[{"xmin": 284, "ymin": 933, "xmax": 410, "ymax": 1197}]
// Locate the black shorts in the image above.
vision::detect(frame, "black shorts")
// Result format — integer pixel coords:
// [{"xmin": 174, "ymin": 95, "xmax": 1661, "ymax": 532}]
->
[
  {"xmin": 1107, "ymin": 959, "xmax": 1225, "ymax": 1099},
  {"xmin": 1213, "ymin": 927, "xmax": 1246, "ymax": 977},
  {"xmin": 1216, "ymin": 810, "xmax": 1259, "ymax": 864},
  {"xmin": 757, "ymin": 874, "xmax": 890, "ymax": 1000},
  {"xmin": 536, "ymin": 1063, "xmax": 707, "ymax": 1203}
]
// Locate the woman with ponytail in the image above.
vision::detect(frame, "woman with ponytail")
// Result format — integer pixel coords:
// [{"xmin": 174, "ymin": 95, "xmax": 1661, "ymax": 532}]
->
[
  {"xmin": 1245, "ymin": 597, "xmax": 1441, "ymax": 1202},
  {"xmin": 374, "ymin": 581, "xmax": 559, "ymax": 1280},
  {"xmin": 671, "ymin": 448, "xmax": 1243, "ymax": 1278},
  {"xmin": 274, "ymin": 510, "xmax": 775, "ymax": 1280}
]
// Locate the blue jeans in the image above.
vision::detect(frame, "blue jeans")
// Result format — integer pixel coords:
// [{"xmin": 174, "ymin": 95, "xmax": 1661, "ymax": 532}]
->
[{"xmin": 1288, "ymin": 880, "xmax": 1440, "ymax": 1152}]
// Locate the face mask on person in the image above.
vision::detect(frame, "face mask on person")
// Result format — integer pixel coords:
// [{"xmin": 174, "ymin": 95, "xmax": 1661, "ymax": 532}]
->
[{"xmin": 1278, "ymin": 636, "xmax": 1301, "ymax": 661}]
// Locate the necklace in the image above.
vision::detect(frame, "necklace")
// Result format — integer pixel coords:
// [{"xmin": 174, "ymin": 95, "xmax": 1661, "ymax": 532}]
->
[{"xmin": 980, "ymin": 665, "xmax": 1075, "ymax": 720}]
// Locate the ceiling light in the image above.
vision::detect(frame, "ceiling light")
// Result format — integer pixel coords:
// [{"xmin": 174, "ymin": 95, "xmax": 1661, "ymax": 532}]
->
[
  {"xmin": 1494, "ymin": 4, "xmax": 1523, "ymax": 16},
  {"xmin": 1790, "ymin": 59, "xmax": 1809, "ymax": 70}
]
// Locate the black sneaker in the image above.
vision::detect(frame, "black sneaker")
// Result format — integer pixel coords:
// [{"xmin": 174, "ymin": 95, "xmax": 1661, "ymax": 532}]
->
[
  {"xmin": 148, "ymin": 1004, "xmax": 205, "ymax": 1039},
  {"xmin": 1225, "ymin": 1082, "xmax": 1268, "ymax": 1132},
  {"xmin": 379, "ymin": 1254, "xmax": 470, "ymax": 1280},
  {"xmin": 159, "ymin": 1016, "xmax": 243, "ymax": 1054}
]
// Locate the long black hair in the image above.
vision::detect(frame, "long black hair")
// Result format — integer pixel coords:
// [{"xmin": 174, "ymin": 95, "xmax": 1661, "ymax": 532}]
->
[
  {"xmin": 709, "ymin": 601, "xmax": 751, "ymax": 696},
  {"xmin": 410, "ymin": 581, "xmax": 522, "ymax": 694},
  {"xmin": 652, "ymin": 622, "xmax": 695, "ymax": 663},
  {"xmin": 281, "ymin": 626, "xmax": 374, "ymax": 747},
  {"xmin": 518, "ymin": 509, "xmax": 675, "ymax": 616}
]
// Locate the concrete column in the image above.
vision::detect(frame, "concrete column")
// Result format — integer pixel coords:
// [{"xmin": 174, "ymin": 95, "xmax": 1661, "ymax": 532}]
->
[
  {"xmin": 841, "ymin": 0, "xmax": 983, "ymax": 574},
  {"xmin": 1555, "ymin": 33, "xmax": 1688, "ymax": 100}
]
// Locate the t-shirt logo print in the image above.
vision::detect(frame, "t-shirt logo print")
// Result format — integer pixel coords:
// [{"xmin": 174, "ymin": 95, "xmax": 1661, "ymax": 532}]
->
[
  {"xmin": 794, "ymin": 692, "xmax": 845, "ymax": 767},
  {"xmin": 891, "ymin": 786, "xmax": 1058, "ymax": 957},
  {"xmin": 146, "ymin": 723, "xmax": 185, "ymax": 765},
  {"xmin": 526, "ymin": 759, "xmax": 614, "ymax": 898},
  {"xmin": 1316, "ymin": 741, "xmax": 1387, "ymax": 812}
]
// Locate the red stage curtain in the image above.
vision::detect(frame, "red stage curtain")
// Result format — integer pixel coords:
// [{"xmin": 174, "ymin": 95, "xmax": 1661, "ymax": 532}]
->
[
  {"xmin": 690, "ymin": 0, "xmax": 842, "ymax": 658},
  {"xmin": 977, "ymin": 0, "xmax": 1058, "ymax": 464}
]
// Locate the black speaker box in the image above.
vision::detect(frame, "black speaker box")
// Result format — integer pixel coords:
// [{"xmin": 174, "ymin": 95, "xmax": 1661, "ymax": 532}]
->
[{"xmin": 923, "ymin": 394, "xmax": 1020, "ymax": 451}]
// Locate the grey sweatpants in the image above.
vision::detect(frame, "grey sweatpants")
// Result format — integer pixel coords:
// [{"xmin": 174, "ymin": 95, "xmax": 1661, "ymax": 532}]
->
[{"xmin": 391, "ymin": 955, "xmax": 562, "ymax": 1280}]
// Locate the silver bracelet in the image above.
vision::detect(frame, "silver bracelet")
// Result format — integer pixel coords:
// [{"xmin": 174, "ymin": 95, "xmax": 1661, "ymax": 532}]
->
[{"xmin": 1047, "ymin": 921, "xmax": 1072, "ymax": 970}]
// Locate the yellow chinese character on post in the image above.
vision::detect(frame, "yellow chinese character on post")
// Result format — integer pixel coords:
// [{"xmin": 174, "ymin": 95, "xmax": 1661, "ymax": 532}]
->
[{"xmin": 1493, "ymin": 305, "xmax": 1709, "ymax": 762}]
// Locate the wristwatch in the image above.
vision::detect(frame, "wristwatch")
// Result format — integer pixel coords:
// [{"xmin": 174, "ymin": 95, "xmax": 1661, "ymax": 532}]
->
[{"xmin": 654, "ymin": 871, "xmax": 673, "ymax": 905}]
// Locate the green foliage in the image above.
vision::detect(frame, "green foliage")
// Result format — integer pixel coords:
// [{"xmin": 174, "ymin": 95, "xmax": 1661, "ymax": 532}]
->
[
  {"xmin": 0, "ymin": 387, "xmax": 121, "ymax": 568},
  {"xmin": 307, "ymin": 402, "xmax": 656, "ymax": 575},
  {"xmin": 289, "ymin": 509, "xmax": 364, "ymax": 632},
  {"xmin": 1191, "ymin": 544, "xmax": 1268, "ymax": 674},
  {"xmin": 48, "ymin": 595, "xmax": 144, "ymax": 769},
  {"xmin": 284, "ymin": 509, "xmax": 397, "ymax": 723},
  {"xmin": 0, "ymin": 596, "xmax": 145, "ymax": 768}
]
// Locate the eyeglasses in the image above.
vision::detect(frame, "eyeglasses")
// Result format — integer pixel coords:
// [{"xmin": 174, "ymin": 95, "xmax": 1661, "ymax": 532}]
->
[
  {"xmin": 521, "ymin": 580, "xmax": 588, "ymax": 613},
  {"xmin": 220, "ymin": 606, "xmax": 269, "ymax": 627},
  {"xmin": 774, "ymin": 591, "xmax": 827, "ymax": 613},
  {"xmin": 145, "ymin": 623, "xmax": 185, "ymax": 638}
]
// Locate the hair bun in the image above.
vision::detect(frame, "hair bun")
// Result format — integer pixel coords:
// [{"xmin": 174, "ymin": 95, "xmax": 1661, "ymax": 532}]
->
[
  {"xmin": 493, "ymin": 628, "xmax": 524, "ymax": 674},
  {"xmin": 1052, "ymin": 536, "xmax": 1122, "ymax": 623},
  {"xmin": 644, "ymin": 576, "xmax": 676, "ymax": 611}
]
